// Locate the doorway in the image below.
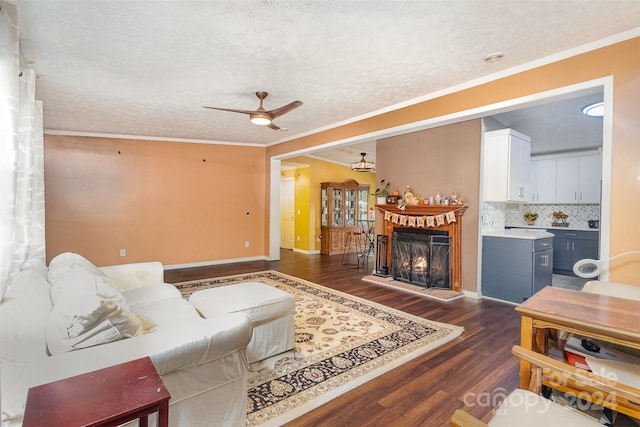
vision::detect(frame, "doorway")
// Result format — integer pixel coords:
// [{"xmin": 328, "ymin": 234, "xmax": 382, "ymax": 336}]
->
[
  {"xmin": 479, "ymin": 88, "xmax": 607, "ymax": 295},
  {"xmin": 280, "ymin": 178, "xmax": 295, "ymax": 250},
  {"xmin": 268, "ymin": 78, "xmax": 613, "ymax": 283}
]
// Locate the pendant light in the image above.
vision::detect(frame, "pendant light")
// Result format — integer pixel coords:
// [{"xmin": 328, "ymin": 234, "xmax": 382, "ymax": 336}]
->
[{"xmin": 351, "ymin": 153, "xmax": 375, "ymax": 172}]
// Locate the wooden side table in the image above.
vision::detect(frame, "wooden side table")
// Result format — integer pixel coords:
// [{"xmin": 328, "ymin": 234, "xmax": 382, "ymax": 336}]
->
[
  {"xmin": 516, "ymin": 287, "xmax": 640, "ymax": 418},
  {"xmin": 23, "ymin": 356, "xmax": 170, "ymax": 427}
]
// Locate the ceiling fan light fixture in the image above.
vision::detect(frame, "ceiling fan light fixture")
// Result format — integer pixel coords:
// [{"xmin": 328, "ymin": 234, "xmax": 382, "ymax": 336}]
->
[
  {"xmin": 250, "ymin": 112, "xmax": 271, "ymax": 126},
  {"xmin": 351, "ymin": 152, "xmax": 375, "ymax": 172}
]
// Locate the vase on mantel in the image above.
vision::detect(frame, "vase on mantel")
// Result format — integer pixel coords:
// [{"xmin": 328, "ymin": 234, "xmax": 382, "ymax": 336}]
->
[{"xmin": 526, "ymin": 220, "xmax": 536, "ymax": 226}]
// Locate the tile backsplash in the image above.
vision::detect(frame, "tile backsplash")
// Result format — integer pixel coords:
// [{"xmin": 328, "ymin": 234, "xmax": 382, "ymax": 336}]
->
[
  {"xmin": 482, "ymin": 202, "xmax": 600, "ymax": 231},
  {"xmin": 481, "ymin": 202, "xmax": 506, "ymax": 232}
]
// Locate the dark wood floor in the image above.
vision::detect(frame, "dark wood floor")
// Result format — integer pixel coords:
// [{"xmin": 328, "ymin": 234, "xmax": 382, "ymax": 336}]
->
[{"xmin": 165, "ymin": 249, "xmax": 522, "ymax": 426}]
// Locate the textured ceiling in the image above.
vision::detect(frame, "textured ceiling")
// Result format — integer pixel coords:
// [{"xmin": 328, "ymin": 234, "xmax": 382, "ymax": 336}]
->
[
  {"xmin": 16, "ymin": 0, "xmax": 640, "ymax": 164},
  {"xmin": 490, "ymin": 92, "xmax": 605, "ymax": 155}
]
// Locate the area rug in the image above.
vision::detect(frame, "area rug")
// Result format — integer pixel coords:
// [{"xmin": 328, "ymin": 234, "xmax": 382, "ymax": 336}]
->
[
  {"xmin": 174, "ymin": 270, "xmax": 464, "ymax": 427},
  {"xmin": 361, "ymin": 275, "xmax": 465, "ymax": 301}
]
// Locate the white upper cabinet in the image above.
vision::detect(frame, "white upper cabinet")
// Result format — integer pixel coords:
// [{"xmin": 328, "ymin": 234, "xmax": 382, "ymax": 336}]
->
[
  {"xmin": 531, "ymin": 152, "xmax": 601, "ymax": 204},
  {"xmin": 530, "ymin": 158, "xmax": 557, "ymax": 203},
  {"xmin": 483, "ymin": 129, "xmax": 531, "ymax": 203},
  {"xmin": 578, "ymin": 155, "xmax": 602, "ymax": 203},
  {"xmin": 556, "ymin": 154, "xmax": 602, "ymax": 204},
  {"xmin": 556, "ymin": 157, "xmax": 580, "ymax": 203}
]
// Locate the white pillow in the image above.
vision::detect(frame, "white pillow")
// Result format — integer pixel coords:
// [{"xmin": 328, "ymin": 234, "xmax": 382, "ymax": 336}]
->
[
  {"xmin": 0, "ymin": 269, "xmax": 52, "ymax": 361},
  {"xmin": 47, "ymin": 252, "xmax": 106, "ymax": 285},
  {"xmin": 19, "ymin": 258, "xmax": 48, "ymax": 278},
  {"xmin": 46, "ymin": 268, "xmax": 142, "ymax": 354},
  {"xmin": 1, "ymin": 258, "xmax": 47, "ymax": 302},
  {"xmin": 48, "ymin": 253, "xmax": 108, "ymax": 305},
  {"xmin": 5, "ymin": 263, "xmax": 51, "ymax": 302}
]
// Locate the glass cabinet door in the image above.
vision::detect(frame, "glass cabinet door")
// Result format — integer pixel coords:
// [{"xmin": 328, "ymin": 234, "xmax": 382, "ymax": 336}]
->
[
  {"xmin": 345, "ymin": 189, "xmax": 356, "ymax": 226},
  {"xmin": 358, "ymin": 189, "xmax": 369, "ymax": 223},
  {"xmin": 332, "ymin": 188, "xmax": 343, "ymax": 226},
  {"xmin": 321, "ymin": 188, "xmax": 328, "ymax": 227}
]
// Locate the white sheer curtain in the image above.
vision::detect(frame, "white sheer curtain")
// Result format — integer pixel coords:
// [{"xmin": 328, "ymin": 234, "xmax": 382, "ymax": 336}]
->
[
  {"xmin": 0, "ymin": 0, "xmax": 45, "ymax": 298},
  {"xmin": 17, "ymin": 72, "xmax": 45, "ymax": 261}
]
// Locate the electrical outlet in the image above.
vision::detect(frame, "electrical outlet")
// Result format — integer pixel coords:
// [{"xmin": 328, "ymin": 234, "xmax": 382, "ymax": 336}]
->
[
  {"xmin": 245, "ymin": 241, "xmax": 250, "ymax": 248},
  {"xmin": 119, "ymin": 249, "xmax": 126, "ymax": 257},
  {"xmin": 297, "ymin": 236, "xmax": 300, "ymax": 241}
]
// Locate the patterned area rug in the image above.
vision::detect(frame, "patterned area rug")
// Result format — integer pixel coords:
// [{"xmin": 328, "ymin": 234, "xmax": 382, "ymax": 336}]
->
[
  {"xmin": 361, "ymin": 275, "xmax": 465, "ymax": 301},
  {"xmin": 174, "ymin": 271, "xmax": 464, "ymax": 427}
]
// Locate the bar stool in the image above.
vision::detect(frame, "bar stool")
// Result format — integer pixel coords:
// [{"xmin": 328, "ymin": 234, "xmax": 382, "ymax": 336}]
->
[{"xmin": 342, "ymin": 230, "xmax": 364, "ymax": 268}]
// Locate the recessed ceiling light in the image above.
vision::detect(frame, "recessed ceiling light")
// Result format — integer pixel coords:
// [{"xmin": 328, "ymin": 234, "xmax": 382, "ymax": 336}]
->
[
  {"xmin": 582, "ymin": 101, "xmax": 604, "ymax": 117},
  {"xmin": 484, "ymin": 52, "xmax": 504, "ymax": 63}
]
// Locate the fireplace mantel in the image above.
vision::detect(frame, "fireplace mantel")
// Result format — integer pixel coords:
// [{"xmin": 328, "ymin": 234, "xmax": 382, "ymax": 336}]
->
[
  {"xmin": 377, "ymin": 204, "xmax": 468, "ymax": 217},
  {"xmin": 376, "ymin": 204, "xmax": 468, "ymax": 292}
]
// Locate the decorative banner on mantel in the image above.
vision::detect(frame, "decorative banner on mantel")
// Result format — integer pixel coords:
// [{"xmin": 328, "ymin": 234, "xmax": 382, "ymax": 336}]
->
[{"xmin": 381, "ymin": 206, "xmax": 467, "ymax": 229}]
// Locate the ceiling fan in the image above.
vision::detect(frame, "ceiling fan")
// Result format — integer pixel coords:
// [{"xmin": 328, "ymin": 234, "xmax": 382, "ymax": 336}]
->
[{"xmin": 203, "ymin": 91, "xmax": 303, "ymax": 130}]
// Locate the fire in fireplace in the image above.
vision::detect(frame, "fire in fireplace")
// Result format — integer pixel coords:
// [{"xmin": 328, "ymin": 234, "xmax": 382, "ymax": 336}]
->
[{"xmin": 391, "ymin": 228, "xmax": 451, "ymax": 289}]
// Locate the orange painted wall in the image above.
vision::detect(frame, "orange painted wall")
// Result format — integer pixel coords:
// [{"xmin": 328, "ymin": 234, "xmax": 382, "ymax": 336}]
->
[
  {"xmin": 45, "ymin": 135, "xmax": 266, "ymax": 266},
  {"xmin": 269, "ymin": 38, "xmax": 640, "ymax": 286}
]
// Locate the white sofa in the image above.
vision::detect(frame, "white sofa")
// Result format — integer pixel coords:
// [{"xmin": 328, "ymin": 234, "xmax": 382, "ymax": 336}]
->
[{"xmin": 0, "ymin": 253, "xmax": 252, "ymax": 427}]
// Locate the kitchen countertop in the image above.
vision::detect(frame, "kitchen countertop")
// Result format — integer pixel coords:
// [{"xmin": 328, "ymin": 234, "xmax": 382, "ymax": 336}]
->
[
  {"xmin": 505, "ymin": 225, "xmax": 599, "ymax": 232},
  {"xmin": 483, "ymin": 228, "xmax": 555, "ymax": 240}
]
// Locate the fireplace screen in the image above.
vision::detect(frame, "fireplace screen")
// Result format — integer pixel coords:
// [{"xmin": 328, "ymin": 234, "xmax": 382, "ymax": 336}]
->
[
  {"xmin": 391, "ymin": 228, "xmax": 451, "ymax": 289},
  {"xmin": 374, "ymin": 234, "xmax": 389, "ymax": 276}
]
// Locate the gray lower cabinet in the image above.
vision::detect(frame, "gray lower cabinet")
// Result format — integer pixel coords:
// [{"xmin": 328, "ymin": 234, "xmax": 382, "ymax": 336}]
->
[
  {"xmin": 550, "ymin": 229, "xmax": 599, "ymax": 275},
  {"xmin": 482, "ymin": 236, "xmax": 553, "ymax": 303}
]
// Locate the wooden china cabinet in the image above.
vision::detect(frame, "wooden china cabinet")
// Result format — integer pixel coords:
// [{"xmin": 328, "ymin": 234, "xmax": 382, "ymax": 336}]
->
[{"xmin": 320, "ymin": 179, "xmax": 370, "ymax": 255}]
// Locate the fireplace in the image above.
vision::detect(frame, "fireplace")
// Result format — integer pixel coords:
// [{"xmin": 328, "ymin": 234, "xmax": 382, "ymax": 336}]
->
[
  {"xmin": 376, "ymin": 204, "xmax": 467, "ymax": 292},
  {"xmin": 391, "ymin": 228, "xmax": 451, "ymax": 288}
]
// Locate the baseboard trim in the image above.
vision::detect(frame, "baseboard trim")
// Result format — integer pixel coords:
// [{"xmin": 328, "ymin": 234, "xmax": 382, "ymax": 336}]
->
[
  {"xmin": 293, "ymin": 248, "xmax": 321, "ymax": 255},
  {"xmin": 480, "ymin": 294, "xmax": 519, "ymax": 305},
  {"xmin": 462, "ymin": 290, "xmax": 481, "ymax": 300},
  {"xmin": 164, "ymin": 256, "xmax": 268, "ymax": 270}
]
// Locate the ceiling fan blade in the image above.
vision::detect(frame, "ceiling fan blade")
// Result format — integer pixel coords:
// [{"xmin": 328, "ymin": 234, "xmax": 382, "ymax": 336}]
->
[
  {"xmin": 202, "ymin": 106, "xmax": 258, "ymax": 115},
  {"xmin": 268, "ymin": 100, "xmax": 303, "ymax": 119},
  {"xmin": 268, "ymin": 123, "xmax": 281, "ymax": 131}
]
